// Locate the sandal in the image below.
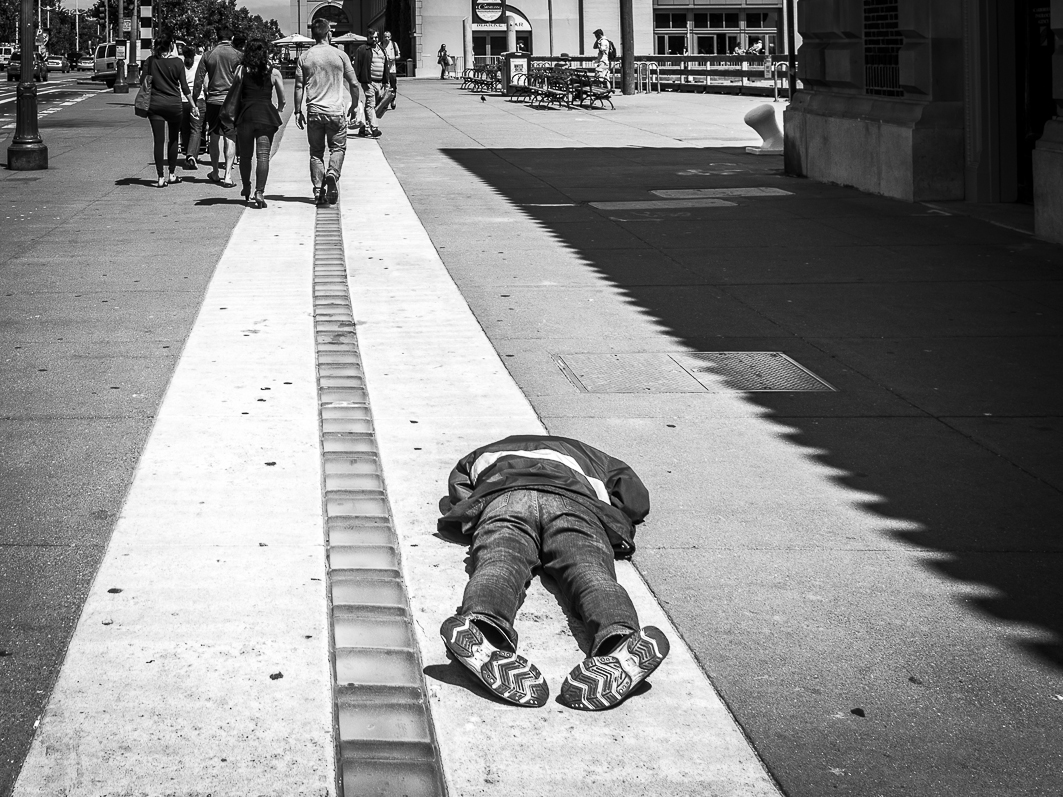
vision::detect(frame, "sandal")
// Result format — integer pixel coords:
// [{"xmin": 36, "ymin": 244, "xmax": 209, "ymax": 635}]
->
[
  {"xmin": 219, "ymin": 178, "xmax": 236, "ymax": 188},
  {"xmin": 207, "ymin": 172, "xmax": 222, "ymax": 184}
]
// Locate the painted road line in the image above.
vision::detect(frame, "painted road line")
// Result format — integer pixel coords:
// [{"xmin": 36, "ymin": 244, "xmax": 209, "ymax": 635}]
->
[
  {"xmin": 343, "ymin": 141, "xmax": 785, "ymax": 796},
  {"xmin": 652, "ymin": 187, "xmax": 794, "ymax": 198},
  {"xmin": 591, "ymin": 198, "xmax": 739, "ymax": 209},
  {"xmin": 13, "ymin": 126, "xmax": 335, "ymax": 795}
]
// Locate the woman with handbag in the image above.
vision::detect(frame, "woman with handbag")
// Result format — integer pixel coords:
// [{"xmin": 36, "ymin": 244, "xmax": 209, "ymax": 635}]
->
[
  {"xmin": 140, "ymin": 33, "xmax": 197, "ymax": 188},
  {"xmin": 229, "ymin": 38, "xmax": 285, "ymax": 208}
]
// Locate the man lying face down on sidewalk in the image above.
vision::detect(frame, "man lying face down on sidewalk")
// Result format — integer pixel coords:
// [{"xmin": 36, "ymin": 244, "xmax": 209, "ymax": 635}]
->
[{"xmin": 438, "ymin": 434, "xmax": 669, "ymax": 710}]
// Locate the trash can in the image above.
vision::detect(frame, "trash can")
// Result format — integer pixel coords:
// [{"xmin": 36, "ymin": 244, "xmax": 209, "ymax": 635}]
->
[{"xmin": 502, "ymin": 51, "xmax": 531, "ymax": 95}]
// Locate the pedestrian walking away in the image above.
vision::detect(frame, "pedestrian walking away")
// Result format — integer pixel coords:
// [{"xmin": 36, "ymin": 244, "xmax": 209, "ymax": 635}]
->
[
  {"xmin": 593, "ymin": 28, "xmax": 614, "ymax": 80},
  {"xmin": 437, "ymin": 43, "xmax": 449, "ymax": 79},
  {"xmin": 294, "ymin": 18, "xmax": 361, "ymax": 206},
  {"xmin": 354, "ymin": 30, "xmax": 389, "ymax": 139},
  {"xmin": 381, "ymin": 30, "xmax": 399, "ymax": 110},
  {"xmin": 194, "ymin": 27, "xmax": 245, "ymax": 188},
  {"xmin": 141, "ymin": 34, "xmax": 197, "ymax": 188},
  {"xmin": 179, "ymin": 44, "xmax": 206, "ymax": 169},
  {"xmin": 437, "ymin": 435, "xmax": 670, "ymax": 710},
  {"xmin": 231, "ymin": 39, "xmax": 285, "ymax": 209}
]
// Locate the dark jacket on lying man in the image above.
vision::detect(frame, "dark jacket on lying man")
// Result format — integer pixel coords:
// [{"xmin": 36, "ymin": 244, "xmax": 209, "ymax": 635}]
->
[{"xmin": 438, "ymin": 434, "xmax": 650, "ymax": 555}]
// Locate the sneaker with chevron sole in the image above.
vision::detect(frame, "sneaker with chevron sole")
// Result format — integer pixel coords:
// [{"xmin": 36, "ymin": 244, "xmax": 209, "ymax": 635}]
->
[
  {"xmin": 440, "ymin": 614, "xmax": 549, "ymax": 707},
  {"xmin": 559, "ymin": 626, "xmax": 670, "ymax": 711}
]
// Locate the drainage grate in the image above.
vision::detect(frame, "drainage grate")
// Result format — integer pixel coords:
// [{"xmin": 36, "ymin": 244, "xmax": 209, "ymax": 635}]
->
[
  {"xmin": 313, "ymin": 205, "xmax": 447, "ymax": 797},
  {"xmin": 555, "ymin": 351, "xmax": 834, "ymax": 393}
]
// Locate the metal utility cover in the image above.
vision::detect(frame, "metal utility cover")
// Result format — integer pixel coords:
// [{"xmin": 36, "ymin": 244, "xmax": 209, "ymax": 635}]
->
[{"xmin": 556, "ymin": 352, "xmax": 835, "ymax": 393}]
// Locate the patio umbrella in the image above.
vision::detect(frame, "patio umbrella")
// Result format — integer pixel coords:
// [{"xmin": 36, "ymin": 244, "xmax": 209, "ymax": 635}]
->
[
  {"xmin": 273, "ymin": 34, "xmax": 314, "ymax": 44},
  {"xmin": 332, "ymin": 33, "xmax": 367, "ymax": 43}
]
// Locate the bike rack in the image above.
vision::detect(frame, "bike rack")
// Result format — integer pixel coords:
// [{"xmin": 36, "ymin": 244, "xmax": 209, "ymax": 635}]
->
[{"xmin": 635, "ymin": 61, "xmax": 660, "ymax": 94}]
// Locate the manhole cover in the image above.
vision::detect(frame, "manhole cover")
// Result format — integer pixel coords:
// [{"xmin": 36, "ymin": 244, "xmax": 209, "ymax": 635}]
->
[
  {"xmin": 555, "ymin": 352, "xmax": 834, "ymax": 393},
  {"xmin": 674, "ymin": 352, "xmax": 834, "ymax": 392}
]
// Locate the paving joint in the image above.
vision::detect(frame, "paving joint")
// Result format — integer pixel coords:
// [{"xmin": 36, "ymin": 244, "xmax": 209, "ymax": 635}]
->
[{"xmin": 312, "ymin": 202, "xmax": 448, "ymax": 797}]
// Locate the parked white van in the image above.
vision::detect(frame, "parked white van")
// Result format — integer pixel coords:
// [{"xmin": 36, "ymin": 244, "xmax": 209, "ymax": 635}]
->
[
  {"xmin": 92, "ymin": 42, "xmax": 118, "ymax": 87},
  {"xmin": 0, "ymin": 44, "xmax": 16, "ymax": 69}
]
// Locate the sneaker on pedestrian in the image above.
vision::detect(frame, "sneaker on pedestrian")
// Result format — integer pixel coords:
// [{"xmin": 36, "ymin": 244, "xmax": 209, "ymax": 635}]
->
[
  {"xmin": 440, "ymin": 614, "xmax": 549, "ymax": 707},
  {"xmin": 559, "ymin": 626, "xmax": 670, "ymax": 711},
  {"xmin": 185, "ymin": 156, "xmax": 198, "ymax": 170},
  {"xmin": 315, "ymin": 188, "xmax": 329, "ymax": 207},
  {"xmin": 369, "ymin": 127, "xmax": 382, "ymax": 138},
  {"xmin": 324, "ymin": 172, "xmax": 339, "ymax": 205}
]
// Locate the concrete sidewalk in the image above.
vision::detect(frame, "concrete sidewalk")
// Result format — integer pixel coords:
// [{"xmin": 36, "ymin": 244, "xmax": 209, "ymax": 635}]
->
[
  {"xmin": 376, "ymin": 81, "xmax": 1063, "ymax": 797},
  {"xmin": 2, "ymin": 79, "xmax": 1062, "ymax": 797}
]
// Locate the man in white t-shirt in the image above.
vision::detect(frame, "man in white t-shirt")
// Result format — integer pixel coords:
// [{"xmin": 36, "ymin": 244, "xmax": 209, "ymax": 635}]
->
[
  {"xmin": 593, "ymin": 28, "xmax": 613, "ymax": 79},
  {"xmin": 295, "ymin": 18, "xmax": 362, "ymax": 205}
]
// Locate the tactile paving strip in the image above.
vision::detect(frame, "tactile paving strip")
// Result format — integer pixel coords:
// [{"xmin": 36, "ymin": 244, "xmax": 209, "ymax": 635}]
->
[{"xmin": 313, "ymin": 204, "xmax": 448, "ymax": 797}]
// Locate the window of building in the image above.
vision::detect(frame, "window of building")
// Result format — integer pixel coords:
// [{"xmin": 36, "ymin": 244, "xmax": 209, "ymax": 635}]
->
[
  {"xmin": 655, "ymin": 33, "xmax": 689, "ymax": 54},
  {"xmin": 707, "ymin": 13, "xmax": 739, "ymax": 29},
  {"xmin": 746, "ymin": 12, "xmax": 778, "ymax": 29},
  {"xmin": 654, "ymin": 12, "xmax": 688, "ymax": 29},
  {"xmin": 864, "ymin": 0, "xmax": 903, "ymax": 96}
]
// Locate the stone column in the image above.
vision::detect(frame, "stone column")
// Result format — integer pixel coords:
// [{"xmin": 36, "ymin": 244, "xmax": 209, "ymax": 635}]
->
[
  {"xmin": 1033, "ymin": 0, "xmax": 1063, "ymax": 243},
  {"xmin": 784, "ymin": 0, "xmax": 965, "ymax": 201}
]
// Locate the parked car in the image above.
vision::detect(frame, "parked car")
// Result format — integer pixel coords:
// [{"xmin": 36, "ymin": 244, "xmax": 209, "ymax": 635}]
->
[
  {"xmin": 76, "ymin": 54, "xmax": 94, "ymax": 70},
  {"xmin": 91, "ymin": 42, "xmax": 118, "ymax": 88},
  {"xmin": 46, "ymin": 55, "xmax": 70, "ymax": 72},
  {"xmin": 0, "ymin": 44, "xmax": 15, "ymax": 69},
  {"xmin": 6, "ymin": 52, "xmax": 48, "ymax": 82}
]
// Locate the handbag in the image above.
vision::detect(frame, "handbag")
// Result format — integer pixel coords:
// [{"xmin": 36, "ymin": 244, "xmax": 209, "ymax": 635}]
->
[
  {"xmin": 218, "ymin": 67, "xmax": 244, "ymax": 133},
  {"xmin": 134, "ymin": 58, "xmax": 152, "ymax": 118},
  {"xmin": 375, "ymin": 86, "xmax": 395, "ymax": 117}
]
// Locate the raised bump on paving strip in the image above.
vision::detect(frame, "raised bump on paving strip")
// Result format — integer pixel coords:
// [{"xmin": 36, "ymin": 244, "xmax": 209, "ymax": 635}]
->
[
  {"xmin": 13, "ymin": 127, "xmax": 336, "ymax": 795},
  {"xmin": 343, "ymin": 141, "xmax": 784, "ymax": 795},
  {"xmin": 651, "ymin": 187, "xmax": 794, "ymax": 198}
]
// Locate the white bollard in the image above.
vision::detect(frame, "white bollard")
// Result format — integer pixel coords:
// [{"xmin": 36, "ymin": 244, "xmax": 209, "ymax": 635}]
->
[{"xmin": 744, "ymin": 103, "xmax": 784, "ymax": 155}]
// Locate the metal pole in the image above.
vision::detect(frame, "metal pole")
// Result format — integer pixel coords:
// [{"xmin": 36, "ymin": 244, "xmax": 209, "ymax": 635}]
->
[
  {"xmin": 785, "ymin": 0, "xmax": 796, "ymax": 96},
  {"xmin": 8, "ymin": 0, "xmax": 48, "ymax": 169},
  {"xmin": 113, "ymin": 0, "xmax": 128, "ymax": 92},
  {"xmin": 619, "ymin": 0, "xmax": 634, "ymax": 94},
  {"xmin": 126, "ymin": 0, "xmax": 138, "ymax": 83}
]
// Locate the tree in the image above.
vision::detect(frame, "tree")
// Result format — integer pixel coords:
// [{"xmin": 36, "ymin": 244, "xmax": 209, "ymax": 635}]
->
[{"xmin": 83, "ymin": 0, "xmax": 281, "ymax": 48}]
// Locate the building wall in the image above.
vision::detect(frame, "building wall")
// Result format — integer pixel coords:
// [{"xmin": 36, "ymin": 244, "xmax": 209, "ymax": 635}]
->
[{"xmin": 784, "ymin": 0, "xmax": 966, "ymax": 202}]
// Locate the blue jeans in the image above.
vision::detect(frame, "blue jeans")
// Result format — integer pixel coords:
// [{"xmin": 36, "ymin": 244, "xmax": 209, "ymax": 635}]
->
[
  {"xmin": 461, "ymin": 489, "xmax": 639, "ymax": 657},
  {"xmin": 306, "ymin": 113, "xmax": 347, "ymax": 190}
]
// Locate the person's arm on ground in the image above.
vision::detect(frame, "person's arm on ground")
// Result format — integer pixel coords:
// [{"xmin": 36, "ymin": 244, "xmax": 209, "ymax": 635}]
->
[{"xmin": 294, "ymin": 59, "xmax": 305, "ymax": 129}]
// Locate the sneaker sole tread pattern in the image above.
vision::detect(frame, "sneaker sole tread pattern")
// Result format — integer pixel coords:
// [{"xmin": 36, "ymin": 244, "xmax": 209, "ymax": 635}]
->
[
  {"xmin": 440, "ymin": 615, "xmax": 548, "ymax": 708},
  {"xmin": 560, "ymin": 626, "xmax": 670, "ymax": 711}
]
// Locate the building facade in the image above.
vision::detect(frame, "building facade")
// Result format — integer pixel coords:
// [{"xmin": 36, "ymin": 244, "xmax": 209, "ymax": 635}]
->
[
  {"xmin": 785, "ymin": 0, "xmax": 1063, "ymax": 242},
  {"xmin": 289, "ymin": 0, "xmax": 793, "ymax": 78}
]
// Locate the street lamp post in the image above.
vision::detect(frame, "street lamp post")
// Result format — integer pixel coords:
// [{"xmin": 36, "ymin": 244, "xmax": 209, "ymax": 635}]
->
[
  {"xmin": 113, "ymin": 0, "xmax": 128, "ymax": 92},
  {"xmin": 8, "ymin": 0, "xmax": 48, "ymax": 169}
]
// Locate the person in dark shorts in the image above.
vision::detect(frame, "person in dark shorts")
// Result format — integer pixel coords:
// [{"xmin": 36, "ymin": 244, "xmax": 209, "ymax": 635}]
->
[
  {"xmin": 194, "ymin": 28, "xmax": 245, "ymax": 187},
  {"xmin": 232, "ymin": 39, "xmax": 285, "ymax": 208},
  {"xmin": 141, "ymin": 34, "xmax": 197, "ymax": 188},
  {"xmin": 438, "ymin": 434, "xmax": 670, "ymax": 710}
]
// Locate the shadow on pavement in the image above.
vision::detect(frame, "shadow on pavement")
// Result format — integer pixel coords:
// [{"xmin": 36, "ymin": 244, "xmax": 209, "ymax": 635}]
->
[{"xmin": 442, "ymin": 145, "xmax": 1063, "ymax": 670}]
